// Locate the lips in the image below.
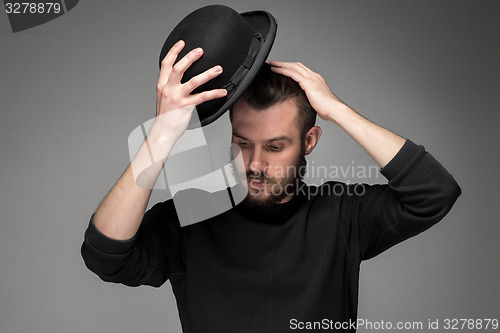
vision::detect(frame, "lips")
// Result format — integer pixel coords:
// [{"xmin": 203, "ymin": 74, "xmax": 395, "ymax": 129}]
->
[{"xmin": 248, "ymin": 179, "xmax": 269, "ymax": 189}]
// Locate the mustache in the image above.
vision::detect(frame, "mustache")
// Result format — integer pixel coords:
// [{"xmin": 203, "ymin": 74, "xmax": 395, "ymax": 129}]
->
[{"xmin": 245, "ymin": 171, "xmax": 278, "ymax": 184}]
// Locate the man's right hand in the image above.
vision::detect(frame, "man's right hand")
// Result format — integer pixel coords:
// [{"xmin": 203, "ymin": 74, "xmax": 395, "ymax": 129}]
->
[
  {"xmin": 91, "ymin": 40, "xmax": 226, "ymax": 241},
  {"xmin": 152, "ymin": 40, "xmax": 227, "ymax": 141}
]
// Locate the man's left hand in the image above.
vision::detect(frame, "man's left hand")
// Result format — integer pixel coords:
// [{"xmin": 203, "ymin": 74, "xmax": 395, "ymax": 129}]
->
[
  {"xmin": 270, "ymin": 60, "xmax": 345, "ymax": 121},
  {"xmin": 270, "ymin": 60, "xmax": 405, "ymax": 168}
]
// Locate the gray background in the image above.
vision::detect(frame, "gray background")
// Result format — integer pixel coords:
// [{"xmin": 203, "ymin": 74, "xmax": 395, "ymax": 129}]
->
[{"xmin": 1, "ymin": 0, "xmax": 499, "ymax": 332}]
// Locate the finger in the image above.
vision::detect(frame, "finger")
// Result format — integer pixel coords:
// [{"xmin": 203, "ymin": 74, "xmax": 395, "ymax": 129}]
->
[
  {"xmin": 168, "ymin": 47, "xmax": 204, "ymax": 84},
  {"xmin": 269, "ymin": 60, "xmax": 285, "ymax": 68},
  {"xmin": 270, "ymin": 60, "xmax": 312, "ymax": 70},
  {"xmin": 295, "ymin": 61, "xmax": 315, "ymax": 74},
  {"xmin": 183, "ymin": 65, "xmax": 223, "ymax": 93},
  {"xmin": 270, "ymin": 64, "xmax": 307, "ymax": 83},
  {"xmin": 271, "ymin": 61, "xmax": 312, "ymax": 77},
  {"xmin": 158, "ymin": 40, "xmax": 185, "ymax": 90},
  {"xmin": 187, "ymin": 88, "xmax": 227, "ymax": 106}
]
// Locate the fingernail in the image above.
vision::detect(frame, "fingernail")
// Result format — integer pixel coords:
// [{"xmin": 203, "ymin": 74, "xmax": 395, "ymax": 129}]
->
[
  {"xmin": 214, "ymin": 66, "xmax": 222, "ymax": 73},
  {"xmin": 176, "ymin": 40, "xmax": 184, "ymax": 47},
  {"xmin": 194, "ymin": 48, "xmax": 203, "ymax": 55}
]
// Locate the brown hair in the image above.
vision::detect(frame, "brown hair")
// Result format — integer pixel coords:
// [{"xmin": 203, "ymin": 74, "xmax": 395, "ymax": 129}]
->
[{"xmin": 229, "ymin": 63, "xmax": 316, "ymax": 139}]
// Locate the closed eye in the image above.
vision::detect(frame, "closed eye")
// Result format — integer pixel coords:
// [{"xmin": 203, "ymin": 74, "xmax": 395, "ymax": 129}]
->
[
  {"xmin": 266, "ymin": 144, "xmax": 283, "ymax": 151},
  {"xmin": 237, "ymin": 140, "xmax": 253, "ymax": 148}
]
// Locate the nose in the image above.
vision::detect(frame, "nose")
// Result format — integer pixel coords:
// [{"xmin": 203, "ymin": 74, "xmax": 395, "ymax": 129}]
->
[{"xmin": 247, "ymin": 146, "xmax": 267, "ymax": 175}]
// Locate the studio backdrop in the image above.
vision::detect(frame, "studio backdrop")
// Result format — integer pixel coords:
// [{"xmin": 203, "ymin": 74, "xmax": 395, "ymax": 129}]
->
[{"xmin": 1, "ymin": 1, "xmax": 499, "ymax": 332}]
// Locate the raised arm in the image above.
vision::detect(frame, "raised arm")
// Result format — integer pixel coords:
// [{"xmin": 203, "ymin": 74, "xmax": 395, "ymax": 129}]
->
[
  {"xmin": 270, "ymin": 60, "xmax": 405, "ymax": 168},
  {"xmin": 92, "ymin": 40, "xmax": 227, "ymax": 240},
  {"xmin": 271, "ymin": 60, "xmax": 461, "ymax": 260}
]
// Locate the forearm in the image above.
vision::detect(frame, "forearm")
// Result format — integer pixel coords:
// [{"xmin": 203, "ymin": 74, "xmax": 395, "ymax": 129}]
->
[
  {"xmin": 93, "ymin": 123, "xmax": 177, "ymax": 240},
  {"xmin": 268, "ymin": 61, "xmax": 406, "ymax": 167},
  {"xmin": 92, "ymin": 41, "xmax": 226, "ymax": 241},
  {"xmin": 326, "ymin": 102, "xmax": 406, "ymax": 168}
]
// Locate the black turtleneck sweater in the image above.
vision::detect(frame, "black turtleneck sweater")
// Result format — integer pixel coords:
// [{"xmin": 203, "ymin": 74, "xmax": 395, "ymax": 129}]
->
[{"xmin": 81, "ymin": 140, "xmax": 461, "ymax": 332}]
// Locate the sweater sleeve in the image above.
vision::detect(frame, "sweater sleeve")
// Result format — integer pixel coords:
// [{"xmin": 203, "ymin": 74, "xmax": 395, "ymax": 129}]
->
[
  {"xmin": 355, "ymin": 139, "xmax": 461, "ymax": 260},
  {"xmin": 81, "ymin": 200, "xmax": 185, "ymax": 287}
]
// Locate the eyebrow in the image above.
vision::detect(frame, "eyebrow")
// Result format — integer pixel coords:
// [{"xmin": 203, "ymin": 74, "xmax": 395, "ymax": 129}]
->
[{"xmin": 232, "ymin": 132, "xmax": 292, "ymax": 143}]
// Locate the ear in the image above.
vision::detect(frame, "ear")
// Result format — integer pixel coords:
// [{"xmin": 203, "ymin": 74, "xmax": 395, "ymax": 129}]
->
[{"xmin": 304, "ymin": 126, "xmax": 322, "ymax": 155}]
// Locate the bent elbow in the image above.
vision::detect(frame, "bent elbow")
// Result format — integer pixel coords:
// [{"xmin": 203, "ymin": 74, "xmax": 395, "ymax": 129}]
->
[
  {"xmin": 422, "ymin": 176, "xmax": 462, "ymax": 224},
  {"xmin": 438, "ymin": 177, "xmax": 461, "ymax": 216}
]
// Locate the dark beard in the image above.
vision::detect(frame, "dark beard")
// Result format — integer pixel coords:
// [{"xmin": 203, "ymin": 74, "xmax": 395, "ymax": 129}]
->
[{"xmin": 243, "ymin": 149, "xmax": 307, "ymax": 209}]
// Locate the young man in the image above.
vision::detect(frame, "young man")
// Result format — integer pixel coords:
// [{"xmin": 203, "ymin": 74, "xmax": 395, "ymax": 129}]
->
[{"xmin": 81, "ymin": 42, "xmax": 461, "ymax": 332}]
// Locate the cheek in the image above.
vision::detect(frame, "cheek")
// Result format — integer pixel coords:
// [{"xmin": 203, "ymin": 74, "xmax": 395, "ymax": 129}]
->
[
  {"xmin": 239, "ymin": 151, "xmax": 251, "ymax": 168},
  {"xmin": 267, "ymin": 152, "xmax": 301, "ymax": 177},
  {"xmin": 238, "ymin": 145, "xmax": 302, "ymax": 175}
]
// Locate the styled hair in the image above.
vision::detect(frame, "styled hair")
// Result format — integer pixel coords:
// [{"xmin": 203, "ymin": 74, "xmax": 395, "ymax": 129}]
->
[{"xmin": 229, "ymin": 63, "xmax": 316, "ymax": 139}]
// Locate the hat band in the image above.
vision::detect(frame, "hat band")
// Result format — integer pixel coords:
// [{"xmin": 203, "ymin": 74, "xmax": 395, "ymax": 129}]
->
[{"xmin": 223, "ymin": 33, "xmax": 263, "ymax": 98}]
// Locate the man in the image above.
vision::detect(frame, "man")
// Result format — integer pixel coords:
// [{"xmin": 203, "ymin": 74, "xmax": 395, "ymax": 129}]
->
[{"xmin": 81, "ymin": 41, "xmax": 461, "ymax": 332}]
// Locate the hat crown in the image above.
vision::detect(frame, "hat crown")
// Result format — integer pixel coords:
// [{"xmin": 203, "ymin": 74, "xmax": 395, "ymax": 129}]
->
[
  {"xmin": 160, "ymin": 5, "xmax": 257, "ymax": 83},
  {"xmin": 159, "ymin": 5, "xmax": 277, "ymax": 127}
]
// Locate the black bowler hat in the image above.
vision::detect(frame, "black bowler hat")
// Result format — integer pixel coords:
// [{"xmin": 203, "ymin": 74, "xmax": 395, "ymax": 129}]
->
[{"xmin": 159, "ymin": 5, "xmax": 277, "ymax": 128}]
